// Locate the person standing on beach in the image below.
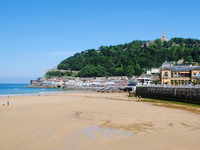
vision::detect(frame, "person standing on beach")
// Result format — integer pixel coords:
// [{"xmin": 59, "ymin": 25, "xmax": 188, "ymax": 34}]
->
[{"xmin": 7, "ymin": 95, "xmax": 10, "ymax": 106}]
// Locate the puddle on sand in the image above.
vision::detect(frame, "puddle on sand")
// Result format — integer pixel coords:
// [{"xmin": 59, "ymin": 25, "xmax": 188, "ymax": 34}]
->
[
  {"xmin": 101, "ymin": 120, "xmax": 154, "ymax": 133},
  {"xmin": 34, "ymin": 126, "xmax": 55, "ymax": 141},
  {"xmin": 63, "ymin": 125, "xmax": 132, "ymax": 150},
  {"xmin": 14, "ymin": 145, "xmax": 20, "ymax": 149}
]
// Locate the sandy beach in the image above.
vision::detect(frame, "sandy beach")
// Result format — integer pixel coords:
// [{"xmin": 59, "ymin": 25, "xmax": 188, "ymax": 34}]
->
[{"xmin": 0, "ymin": 92, "xmax": 200, "ymax": 150}]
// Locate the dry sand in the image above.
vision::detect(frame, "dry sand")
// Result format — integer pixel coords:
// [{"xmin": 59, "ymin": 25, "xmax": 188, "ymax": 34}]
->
[{"xmin": 0, "ymin": 92, "xmax": 200, "ymax": 150}]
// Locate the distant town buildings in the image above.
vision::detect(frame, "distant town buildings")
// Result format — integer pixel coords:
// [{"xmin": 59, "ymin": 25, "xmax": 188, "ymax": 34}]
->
[{"xmin": 29, "ymin": 77, "xmax": 134, "ymax": 88}]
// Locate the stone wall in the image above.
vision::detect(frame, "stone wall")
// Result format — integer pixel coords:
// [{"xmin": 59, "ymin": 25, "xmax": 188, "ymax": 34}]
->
[{"xmin": 136, "ymin": 86, "xmax": 200, "ymax": 105}]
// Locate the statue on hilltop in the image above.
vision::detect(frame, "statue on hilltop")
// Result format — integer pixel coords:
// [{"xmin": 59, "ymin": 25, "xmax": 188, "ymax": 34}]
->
[{"xmin": 160, "ymin": 30, "xmax": 168, "ymax": 42}]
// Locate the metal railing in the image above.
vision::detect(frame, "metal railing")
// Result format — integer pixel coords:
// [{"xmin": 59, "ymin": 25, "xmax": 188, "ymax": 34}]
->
[{"xmin": 137, "ymin": 84, "xmax": 200, "ymax": 88}]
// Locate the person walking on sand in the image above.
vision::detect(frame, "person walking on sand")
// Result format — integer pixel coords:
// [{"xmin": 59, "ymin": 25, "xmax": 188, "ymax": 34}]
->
[{"xmin": 7, "ymin": 96, "xmax": 10, "ymax": 106}]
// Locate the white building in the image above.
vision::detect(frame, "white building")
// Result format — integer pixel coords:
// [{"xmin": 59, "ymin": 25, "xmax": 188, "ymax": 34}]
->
[
  {"xmin": 89, "ymin": 81, "xmax": 101, "ymax": 86},
  {"xmin": 75, "ymin": 81, "xmax": 83, "ymax": 86},
  {"xmin": 105, "ymin": 81, "xmax": 115, "ymax": 86},
  {"xmin": 135, "ymin": 77, "xmax": 152, "ymax": 85},
  {"xmin": 146, "ymin": 68, "xmax": 160, "ymax": 75},
  {"xmin": 65, "ymin": 80, "xmax": 76, "ymax": 86}
]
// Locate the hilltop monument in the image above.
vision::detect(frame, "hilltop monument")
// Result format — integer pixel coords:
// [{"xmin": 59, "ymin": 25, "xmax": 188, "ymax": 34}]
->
[{"xmin": 160, "ymin": 30, "xmax": 168, "ymax": 42}]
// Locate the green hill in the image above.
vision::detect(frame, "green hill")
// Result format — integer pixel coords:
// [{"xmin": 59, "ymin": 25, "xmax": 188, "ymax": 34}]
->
[{"xmin": 57, "ymin": 38, "xmax": 200, "ymax": 77}]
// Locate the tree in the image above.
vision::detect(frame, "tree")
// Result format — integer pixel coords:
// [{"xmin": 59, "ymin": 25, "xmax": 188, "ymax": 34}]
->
[
  {"xmin": 45, "ymin": 71, "xmax": 73, "ymax": 79},
  {"xmin": 185, "ymin": 55, "xmax": 193, "ymax": 63},
  {"xmin": 57, "ymin": 38, "xmax": 200, "ymax": 77},
  {"xmin": 124, "ymin": 65, "xmax": 135, "ymax": 77},
  {"xmin": 116, "ymin": 65, "xmax": 124, "ymax": 76},
  {"xmin": 95, "ymin": 65, "xmax": 108, "ymax": 77},
  {"xmin": 78, "ymin": 65, "xmax": 95, "ymax": 77},
  {"xmin": 192, "ymin": 80, "xmax": 198, "ymax": 85},
  {"xmin": 78, "ymin": 64, "xmax": 107, "ymax": 77}
]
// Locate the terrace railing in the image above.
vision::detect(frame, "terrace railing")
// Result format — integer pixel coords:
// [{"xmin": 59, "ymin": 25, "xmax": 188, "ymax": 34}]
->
[{"xmin": 137, "ymin": 84, "xmax": 200, "ymax": 89}]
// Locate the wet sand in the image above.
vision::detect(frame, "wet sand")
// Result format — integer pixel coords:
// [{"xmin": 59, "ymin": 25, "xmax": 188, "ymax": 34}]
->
[{"xmin": 0, "ymin": 92, "xmax": 200, "ymax": 150}]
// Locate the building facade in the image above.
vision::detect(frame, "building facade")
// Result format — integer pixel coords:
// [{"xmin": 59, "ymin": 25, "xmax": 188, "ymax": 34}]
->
[{"xmin": 160, "ymin": 63, "xmax": 200, "ymax": 85}]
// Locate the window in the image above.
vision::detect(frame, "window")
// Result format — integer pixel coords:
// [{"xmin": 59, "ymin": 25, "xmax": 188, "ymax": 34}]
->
[
  {"xmin": 185, "ymin": 73, "xmax": 188, "ymax": 77},
  {"xmin": 164, "ymin": 72, "xmax": 168, "ymax": 77}
]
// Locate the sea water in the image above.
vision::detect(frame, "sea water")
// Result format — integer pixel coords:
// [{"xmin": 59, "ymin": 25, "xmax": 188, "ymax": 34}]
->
[{"xmin": 0, "ymin": 84, "xmax": 69, "ymax": 96}]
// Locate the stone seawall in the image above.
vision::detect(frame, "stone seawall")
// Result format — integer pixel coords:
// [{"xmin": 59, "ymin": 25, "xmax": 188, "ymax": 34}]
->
[{"xmin": 136, "ymin": 86, "xmax": 200, "ymax": 105}]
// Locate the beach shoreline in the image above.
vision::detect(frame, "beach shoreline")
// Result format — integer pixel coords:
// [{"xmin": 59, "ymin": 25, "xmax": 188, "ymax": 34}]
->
[
  {"xmin": 0, "ymin": 92, "xmax": 200, "ymax": 150},
  {"xmin": 0, "ymin": 90, "xmax": 88, "ymax": 97}
]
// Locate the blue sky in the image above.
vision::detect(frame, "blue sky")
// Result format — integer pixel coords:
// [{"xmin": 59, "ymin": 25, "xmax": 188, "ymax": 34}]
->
[{"xmin": 0, "ymin": 0, "xmax": 200, "ymax": 83}]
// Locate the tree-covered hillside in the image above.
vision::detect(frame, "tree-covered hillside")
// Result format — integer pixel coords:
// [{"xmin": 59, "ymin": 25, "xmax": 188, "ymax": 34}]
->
[{"xmin": 57, "ymin": 38, "xmax": 200, "ymax": 77}]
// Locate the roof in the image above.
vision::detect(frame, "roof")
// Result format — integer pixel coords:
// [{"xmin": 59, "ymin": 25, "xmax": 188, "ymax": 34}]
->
[
  {"xmin": 162, "ymin": 67, "xmax": 170, "ymax": 70},
  {"xmin": 192, "ymin": 66, "xmax": 200, "ymax": 70},
  {"xmin": 171, "ymin": 65, "xmax": 191, "ymax": 72},
  {"xmin": 162, "ymin": 61, "xmax": 171, "ymax": 68}
]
